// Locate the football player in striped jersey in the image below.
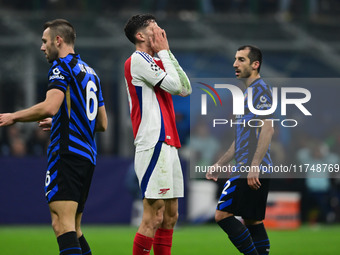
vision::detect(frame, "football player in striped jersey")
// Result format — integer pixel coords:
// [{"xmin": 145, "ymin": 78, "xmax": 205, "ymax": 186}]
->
[{"xmin": 0, "ymin": 19, "xmax": 107, "ymax": 255}]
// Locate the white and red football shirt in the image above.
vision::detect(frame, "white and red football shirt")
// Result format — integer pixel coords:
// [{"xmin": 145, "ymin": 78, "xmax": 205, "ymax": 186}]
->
[{"xmin": 124, "ymin": 51, "xmax": 181, "ymax": 152}]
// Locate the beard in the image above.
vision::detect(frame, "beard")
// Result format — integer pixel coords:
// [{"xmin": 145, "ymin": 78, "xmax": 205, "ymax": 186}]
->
[
  {"xmin": 46, "ymin": 45, "xmax": 59, "ymax": 63},
  {"xmin": 238, "ymin": 68, "xmax": 252, "ymax": 79}
]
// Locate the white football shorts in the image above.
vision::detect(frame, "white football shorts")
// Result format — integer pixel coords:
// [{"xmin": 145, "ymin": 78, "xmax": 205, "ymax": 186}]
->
[{"xmin": 134, "ymin": 142, "xmax": 184, "ymax": 199}]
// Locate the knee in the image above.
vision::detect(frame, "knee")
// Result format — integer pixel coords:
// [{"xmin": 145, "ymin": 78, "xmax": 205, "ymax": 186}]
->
[
  {"xmin": 215, "ymin": 210, "xmax": 233, "ymax": 223},
  {"xmin": 172, "ymin": 211, "xmax": 179, "ymax": 224},
  {"xmin": 75, "ymin": 225, "xmax": 82, "ymax": 238},
  {"xmin": 154, "ymin": 211, "xmax": 165, "ymax": 229},
  {"xmin": 215, "ymin": 213, "xmax": 223, "ymax": 223},
  {"xmin": 51, "ymin": 214, "xmax": 76, "ymax": 237},
  {"xmin": 51, "ymin": 217, "xmax": 61, "ymax": 236},
  {"xmin": 244, "ymin": 219, "xmax": 262, "ymax": 226},
  {"xmin": 162, "ymin": 211, "xmax": 179, "ymax": 229},
  {"xmin": 149, "ymin": 215, "xmax": 164, "ymax": 231},
  {"xmin": 142, "ymin": 207, "xmax": 165, "ymax": 231}
]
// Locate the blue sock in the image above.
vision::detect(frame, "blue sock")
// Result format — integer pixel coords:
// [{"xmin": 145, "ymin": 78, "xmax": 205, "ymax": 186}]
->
[
  {"xmin": 79, "ymin": 235, "xmax": 92, "ymax": 255},
  {"xmin": 217, "ymin": 216, "xmax": 258, "ymax": 255},
  {"xmin": 57, "ymin": 231, "xmax": 82, "ymax": 255},
  {"xmin": 247, "ymin": 223, "xmax": 270, "ymax": 255}
]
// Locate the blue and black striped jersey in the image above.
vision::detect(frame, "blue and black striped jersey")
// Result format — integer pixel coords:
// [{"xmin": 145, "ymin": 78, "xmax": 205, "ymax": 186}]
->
[
  {"xmin": 234, "ymin": 78, "xmax": 273, "ymax": 169},
  {"xmin": 46, "ymin": 54, "xmax": 104, "ymax": 165}
]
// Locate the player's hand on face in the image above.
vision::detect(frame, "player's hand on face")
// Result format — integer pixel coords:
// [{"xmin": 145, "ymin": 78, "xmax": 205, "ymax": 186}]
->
[
  {"xmin": 38, "ymin": 118, "xmax": 52, "ymax": 131},
  {"xmin": 150, "ymin": 25, "xmax": 169, "ymax": 53},
  {"xmin": 0, "ymin": 113, "xmax": 15, "ymax": 127},
  {"xmin": 247, "ymin": 165, "xmax": 261, "ymax": 190},
  {"xmin": 206, "ymin": 163, "xmax": 221, "ymax": 182}
]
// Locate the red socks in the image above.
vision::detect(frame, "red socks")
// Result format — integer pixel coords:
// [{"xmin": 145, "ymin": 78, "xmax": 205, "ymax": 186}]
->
[
  {"xmin": 133, "ymin": 233, "xmax": 153, "ymax": 255},
  {"xmin": 133, "ymin": 229, "xmax": 174, "ymax": 255},
  {"xmin": 153, "ymin": 228, "xmax": 174, "ymax": 255}
]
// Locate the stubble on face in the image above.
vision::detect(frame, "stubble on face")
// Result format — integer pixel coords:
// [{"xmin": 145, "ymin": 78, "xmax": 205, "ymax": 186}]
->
[
  {"xmin": 234, "ymin": 50, "xmax": 253, "ymax": 79},
  {"xmin": 46, "ymin": 43, "xmax": 59, "ymax": 63},
  {"xmin": 42, "ymin": 28, "xmax": 59, "ymax": 63}
]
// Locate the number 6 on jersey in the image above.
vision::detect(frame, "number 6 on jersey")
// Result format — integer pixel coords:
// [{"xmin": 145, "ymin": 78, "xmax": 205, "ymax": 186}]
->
[{"xmin": 86, "ymin": 80, "xmax": 98, "ymax": 121}]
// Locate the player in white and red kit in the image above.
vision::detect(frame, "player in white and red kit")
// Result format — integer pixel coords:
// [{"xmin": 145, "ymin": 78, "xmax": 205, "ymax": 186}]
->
[{"xmin": 124, "ymin": 14, "xmax": 191, "ymax": 255}]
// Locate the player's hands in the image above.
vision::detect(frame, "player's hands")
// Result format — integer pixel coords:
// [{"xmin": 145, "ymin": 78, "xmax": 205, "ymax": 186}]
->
[
  {"xmin": 247, "ymin": 165, "xmax": 261, "ymax": 190},
  {"xmin": 206, "ymin": 163, "xmax": 221, "ymax": 182},
  {"xmin": 150, "ymin": 25, "xmax": 169, "ymax": 53},
  {"xmin": 0, "ymin": 113, "xmax": 15, "ymax": 126},
  {"xmin": 38, "ymin": 118, "xmax": 52, "ymax": 131}
]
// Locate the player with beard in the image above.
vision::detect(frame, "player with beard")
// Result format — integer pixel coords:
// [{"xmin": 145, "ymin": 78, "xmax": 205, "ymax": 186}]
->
[
  {"xmin": 207, "ymin": 45, "xmax": 274, "ymax": 255},
  {"xmin": 0, "ymin": 19, "xmax": 107, "ymax": 255}
]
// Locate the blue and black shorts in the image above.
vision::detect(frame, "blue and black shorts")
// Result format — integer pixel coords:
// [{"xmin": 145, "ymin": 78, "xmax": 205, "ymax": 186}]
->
[
  {"xmin": 45, "ymin": 154, "xmax": 95, "ymax": 213},
  {"xmin": 217, "ymin": 172, "xmax": 270, "ymax": 221}
]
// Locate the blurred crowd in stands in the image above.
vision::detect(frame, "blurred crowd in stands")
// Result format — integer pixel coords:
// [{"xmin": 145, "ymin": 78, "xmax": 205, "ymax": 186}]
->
[
  {"xmin": 0, "ymin": 124, "xmax": 49, "ymax": 157},
  {"xmin": 0, "ymin": 0, "xmax": 340, "ymax": 21}
]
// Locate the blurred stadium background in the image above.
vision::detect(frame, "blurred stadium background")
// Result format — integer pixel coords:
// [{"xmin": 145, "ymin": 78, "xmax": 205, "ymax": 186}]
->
[{"xmin": 1, "ymin": 0, "xmax": 340, "ymax": 253}]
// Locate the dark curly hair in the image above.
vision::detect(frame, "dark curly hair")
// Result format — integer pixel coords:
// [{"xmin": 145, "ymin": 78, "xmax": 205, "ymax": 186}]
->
[{"xmin": 124, "ymin": 14, "xmax": 156, "ymax": 44}]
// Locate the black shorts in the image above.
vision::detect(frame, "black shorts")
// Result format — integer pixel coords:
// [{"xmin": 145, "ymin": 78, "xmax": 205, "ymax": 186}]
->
[
  {"xmin": 45, "ymin": 154, "xmax": 95, "ymax": 213},
  {"xmin": 216, "ymin": 173, "xmax": 270, "ymax": 221}
]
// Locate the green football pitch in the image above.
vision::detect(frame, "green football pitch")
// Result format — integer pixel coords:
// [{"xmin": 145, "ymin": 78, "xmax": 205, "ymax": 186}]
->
[{"xmin": 0, "ymin": 224, "xmax": 339, "ymax": 254}]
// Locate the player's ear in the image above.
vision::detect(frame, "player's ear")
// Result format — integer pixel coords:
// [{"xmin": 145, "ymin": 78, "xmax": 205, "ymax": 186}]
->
[
  {"xmin": 55, "ymin": 35, "xmax": 62, "ymax": 46},
  {"xmin": 135, "ymin": 31, "xmax": 145, "ymax": 43},
  {"xmin": 252, "ymin": 61, "xmax": 260, "ymax": 71}
]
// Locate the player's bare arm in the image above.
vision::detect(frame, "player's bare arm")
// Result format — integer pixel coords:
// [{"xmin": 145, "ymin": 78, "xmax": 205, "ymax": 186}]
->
[
  {"xmin": 0, "ymin": 89, "xmax": 64, "ymax": 126},
  {"xmin": 95, "ymin": 105, "xmax": 108, "ymax": 132},
  {"xmin": 248, "ymin": 120, "xmax": 274, "ymax": 190},
  {"xmin": 206, "ymin": 141, "xmax": 235, "ymax": 181}
]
